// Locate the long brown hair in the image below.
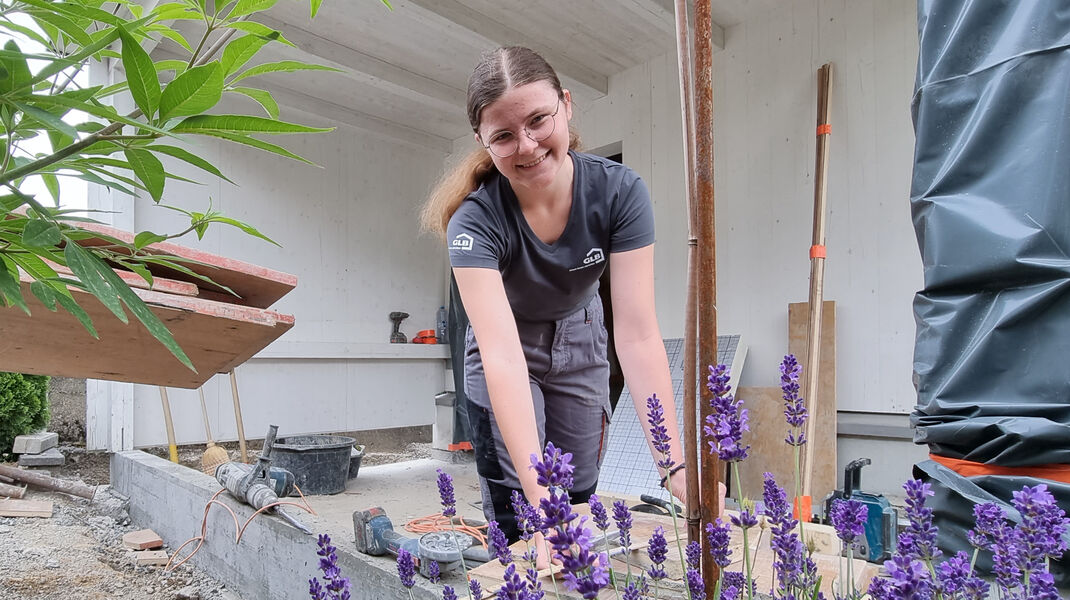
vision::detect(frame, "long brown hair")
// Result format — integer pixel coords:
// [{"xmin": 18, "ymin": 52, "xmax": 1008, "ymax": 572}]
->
[{"xmin": 421, "ymin": 47, "xmax": 580, "ymax": 236}]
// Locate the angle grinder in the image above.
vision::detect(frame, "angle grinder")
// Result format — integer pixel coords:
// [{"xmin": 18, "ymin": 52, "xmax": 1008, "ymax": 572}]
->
[{"xmin": 353, "ymin": 506, "xmax": 475, "ymax": 576}]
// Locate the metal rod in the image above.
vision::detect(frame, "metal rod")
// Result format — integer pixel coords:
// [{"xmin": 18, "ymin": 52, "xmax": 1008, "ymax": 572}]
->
[
  {"xmin": 673, "ymin": 0, "xmax": 702, "ymax": 549},
  {"xmin": 693, "ymin": 0, "xmax": 722, "ymax": 593},
  {"xmin": 0, "ymin": 464, "xmax": 96, "ymax": 500}
]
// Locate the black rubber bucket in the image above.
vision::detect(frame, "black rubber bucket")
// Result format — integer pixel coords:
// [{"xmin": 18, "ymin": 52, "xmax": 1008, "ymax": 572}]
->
[{"xmin": 271, "ymin": 435, "xmax": 356, "ymax": 495}]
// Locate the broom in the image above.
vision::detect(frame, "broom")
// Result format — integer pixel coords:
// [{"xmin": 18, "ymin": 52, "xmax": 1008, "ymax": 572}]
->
[{"xmin": 198, "ymin": 387, "xmax": 229, "ymax": 476}]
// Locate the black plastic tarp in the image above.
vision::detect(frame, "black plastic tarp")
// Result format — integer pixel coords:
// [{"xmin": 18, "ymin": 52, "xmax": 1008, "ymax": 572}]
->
[{"xmin": 910, "ymin": 0, "xmax": 1070, "ymax": 586}]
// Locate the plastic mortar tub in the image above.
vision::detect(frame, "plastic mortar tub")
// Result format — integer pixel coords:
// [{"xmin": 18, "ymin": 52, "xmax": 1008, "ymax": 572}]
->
[{"xmin": 271, "ymin": 435, "xmax": 356, "ymax": 495}]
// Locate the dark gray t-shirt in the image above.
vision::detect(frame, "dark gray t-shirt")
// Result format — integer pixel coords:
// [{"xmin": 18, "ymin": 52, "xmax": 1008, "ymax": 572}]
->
[{"xmin": 447, "ymin": 151, "xmax": 655, "ymax": 322}]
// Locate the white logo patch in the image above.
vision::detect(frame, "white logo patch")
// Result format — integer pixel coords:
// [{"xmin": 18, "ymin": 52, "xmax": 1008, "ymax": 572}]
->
[
  {"xmin": 570, "ymin": 247, "xmax": 606, "ymax": 271},
  {"xmin": 451, "ymin": 233, "xmax": 474, "ymax": 251}
]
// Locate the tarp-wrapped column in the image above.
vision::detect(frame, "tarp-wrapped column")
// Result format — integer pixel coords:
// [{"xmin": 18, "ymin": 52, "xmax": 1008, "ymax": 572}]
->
[{"xmin": 910, "ymin": 0, "xmax": 1070, "ymax": 584}]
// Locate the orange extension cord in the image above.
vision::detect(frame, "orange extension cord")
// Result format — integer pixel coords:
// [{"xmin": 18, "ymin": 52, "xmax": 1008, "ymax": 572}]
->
[{"xmin": 404, "ymin": 513, "xmax": 489, "ymax": 550}]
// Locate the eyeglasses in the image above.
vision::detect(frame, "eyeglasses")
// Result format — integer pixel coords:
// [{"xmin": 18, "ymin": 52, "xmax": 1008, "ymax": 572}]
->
[{"xmin": 479, "ymin": 100, "xmax": 561, "ymax": 158}]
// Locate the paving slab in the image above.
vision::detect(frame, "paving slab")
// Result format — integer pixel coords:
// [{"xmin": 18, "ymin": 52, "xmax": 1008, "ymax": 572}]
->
[
  {"xmin": 17, "ymin": 447, "xmax": 64, "ymax": 467},
  {"xmin": 12, "ymin": 431, "xmax": 58, "ymax": 455}
]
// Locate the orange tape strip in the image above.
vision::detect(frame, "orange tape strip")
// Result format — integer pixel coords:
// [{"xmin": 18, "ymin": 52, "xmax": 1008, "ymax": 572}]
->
[
  {"xmin": 809, "ymin": 245, "xmax": 826, "ymax": 259},
  {"xmin": 447, "ymin": 441, "xmax": 473, "ymax": 452},
  {"xmin": 817, "ymin": 124, "xmax": 831, "ymax": 136},
  {"xmin": 930, "ymin": 453, "xmax": 1070, "ymax": 484}
]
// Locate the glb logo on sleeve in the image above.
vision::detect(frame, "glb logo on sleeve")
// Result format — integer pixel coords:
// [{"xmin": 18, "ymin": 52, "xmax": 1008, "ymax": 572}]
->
[
  {"xmin": 451, "ymin": 233, "xmax": 474, "ymax": 251},
  {"xmin": 570, "ymin": 247, "xmax": 605, "ymax": 271}
]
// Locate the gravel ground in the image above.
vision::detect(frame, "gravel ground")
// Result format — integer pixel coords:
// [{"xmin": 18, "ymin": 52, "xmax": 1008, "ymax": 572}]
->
[{"xmin": 0, "ymin": 439, "xmax": 431, "ymax": 600}]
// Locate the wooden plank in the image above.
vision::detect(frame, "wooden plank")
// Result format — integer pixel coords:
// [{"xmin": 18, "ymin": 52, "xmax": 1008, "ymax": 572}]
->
[
  {"xmin": 0, "ymin": 275, "xmax": 294, "ymax": 388},
  {"xmin": 74, "ymin": 221, "xmax": 297, "ymax": 309},
  {"xmin": 48, "ymin": 261, "xmax": 199, "ymax": 297},
  {"xmin": 789, "ymin": 300, "xmax": 838, "ymax": 508},
  {"xmin": 0, "ymin": 498, "xmax": 53, "ymax": 517}
]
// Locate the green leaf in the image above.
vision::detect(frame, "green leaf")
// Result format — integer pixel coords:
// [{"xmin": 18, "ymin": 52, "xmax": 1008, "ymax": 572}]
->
[
  {"xmin": 221, "ymin": 34, "xmax": 268, "ymax": 77},
  {"xmin": 26, "ymin": 8, "xmax": 96, "ymax": 46},
  {"xmin": 134, "ymin": 230, "xmax": 168, "ymax": 249},
  {"xmin": 224, "ymin": 21, "xmax": 293, "ymax": 47},
  {"xmin": 381, "ymin": 0, "xmax": 393, "ymax": 8},
  {"xmin": 208, "ymin": 215, "xmax": 280, "ymax": 246},
  {"xmin": 8, "ymin": 251, "xmax": 67, "ymax": 297},
  {"xmin": 22, "ymin": 219, "xmax": 62, "ymax": 247},
  {"xmin": 171, "ymin": 114, "xmax": 332, "ymax": 134},
  {"xmin": 0, "ymin": 19, "xmax": 54, "ymax": 47},
  {"xmin": 153, "ymin": 60, "xmax": 189, "ymax": 75},
  {"xmin": 147, "ymin": 25, "xmax": 194, "ymax": 54},
  {"xmin": 28, "ymin": 26, "xmax": 123, "ymax": 87},
  {"xmin": 159, "ymin": 62, "xmax": 223, "ymax": 121},
  {"xmin": 149, "ymin": 144, "xmax": 234, "ymax": 183},
  {"xmin": 0, "ymin": 194, "xmax": 25, "ymax": 212},
  {"xmin": 150, "ymin": 3, "xmax": 203, "ymax": 22},
  {"xmin": 119, "ymin": 27, "xmax": 161, "ymax": 119},
  {"xmin": 63, "ymin": 242, "xmax": 127, "ymax": 323},
  {"xmin": 197, "ymin": 131, "xmax": 316, "ymax": 165},
  {"xmin": 0, "ymin": 255, "xmax": 29, "ymax": 313},
  {"xmin": 124, "ymin": 149, "xmax": 166, "ymax": 202},
  {"xmin": 231, "ymin": 60, "xmax": 341, "ymax": 84},
  {"xmin": 229, "ymin": 0, "xmax": 278, "ymax": 19},
  {"xmin": 55, "ymin": 288, "xmax": 98, "ymax": 337},
  {"xmin": 228, "ymin": 86, "xmax": 278, "ymax": 119},
  {"xmin": 123, "ymin": 261, "xmax": 154, "ymax": 286},
  {"xmin": 310, "ymin": 0, "xmax": 323, "ymax": 18},
  {"xmin": 30, "ymin": 93, "xmax": 174, "ymax": 137},
  {"xmin": 41, "ymin": 173, "xmax": 61, "ymax": 205},
  {"xmin": 29, "ymin": 280, "xmax": 58, "ymax": 311},
  {"xmin": 11, "ymin": 101, "xmax": 79, "ymax": 139},
  {"xmin": 0, "ymin": 40, "xmax": 32, "ymax": 95},
  {"xmin": 94, "ymin": 256, "xmax": 195, "ymax": 371}
]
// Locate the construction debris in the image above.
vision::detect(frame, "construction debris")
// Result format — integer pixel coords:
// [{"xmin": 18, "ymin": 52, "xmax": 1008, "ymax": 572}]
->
[
  {"xmin": 0, "ymin": 464, "xmax": 97, "ymax": 500},
  {"xmin": 0, "ymin": 498, "xmax": 53, "ymax": 518},
  {"xmin": 122, "ymin": 529, "xmax": 164, "ymax": 550},
  {"xmin": 131, "ymin": 550, "xmax": 170, "ymax": 567}
]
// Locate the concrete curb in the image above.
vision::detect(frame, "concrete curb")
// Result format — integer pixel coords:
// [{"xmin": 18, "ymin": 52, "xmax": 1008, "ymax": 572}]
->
[{"xmin": 110, "ymin": 451, "xmax": 447, "ymax": 599}]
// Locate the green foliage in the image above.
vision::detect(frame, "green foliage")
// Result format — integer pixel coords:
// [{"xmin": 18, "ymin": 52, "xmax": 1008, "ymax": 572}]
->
[
  {"xmin": 0, "ymin": 0, "xmax": 389, "ymax": 371},
  {"xmin": 0, "ymin": 372, "xmax": 50, "ymax": 454}
]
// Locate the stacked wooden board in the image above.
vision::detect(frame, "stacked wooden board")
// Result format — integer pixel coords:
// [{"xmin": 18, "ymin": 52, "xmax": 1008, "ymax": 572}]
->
[{"xmin": 0, "ymin": 223, "xmax": 295, "ymax": 388}]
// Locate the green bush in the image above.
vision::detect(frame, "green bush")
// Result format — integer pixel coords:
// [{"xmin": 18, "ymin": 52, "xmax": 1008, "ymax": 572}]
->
[{"xmin": 0, "ymin": 372, "xmax": 50, "ymax": 454}]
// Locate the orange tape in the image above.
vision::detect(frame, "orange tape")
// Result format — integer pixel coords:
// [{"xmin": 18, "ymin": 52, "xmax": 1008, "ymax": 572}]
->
[
  {"xmin": 930, "ymin": 453, "xmax": 1070, "ymax": 484},
  {"xmin": 817, "ymin": 124, "xmax": 831, "ymax": 136},
  {"xmin": 448, "ymin": 441, "xmax": 473, "ymax": 452},
  {"xmin": 809, "ymin": 245, "xmax": 826, "ymax": 259}
]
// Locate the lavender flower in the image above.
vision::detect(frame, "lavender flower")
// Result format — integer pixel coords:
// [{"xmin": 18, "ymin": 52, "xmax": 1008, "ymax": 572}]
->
[
  {"xmin": 934, "ymin": 551, "xmax": 987, "ymax": 600},
  {"xmin": 511, "ymin": 490, "xmax": 540, "ymax": 542},
  {"xmin": 686, "ymin": 568, "xmax": 707, "ymax": 600},
  {"xmin": 525, "ymin": 566, "xmax": 546, "ymax": 600},
  {"xmin": 396, "ymin": 547, "xmax": 416, "ymax": 589},
  {"xmin": 646, "ymin": 393, "xmax": 675, "ymax": 469},
  {"xmin": 589, "ymin": 494, "xmax": 610, "ymax": 531},
  {"xmin": 310, "ymin": 534, "xmax": 351, "ymax": 600},
  {"xmin": 705, "ymin": 365, "xmax": 750, "ymax": 462},
  {"xmin": 621, "ymin": 576, "xmax": 645, "ymax": 600},
  {"xmin": 497, "ymin": 563, "xmax": 529, "ymax": 600},
  {"xmin": 779, "ymin": 354, "xmax": 807, "ymax": 446},
  {"xmin": 437, "ymin": 468, "xmax": 457, "ymax": 517},
  {"xmin": 967, "ymin": 502, "xmax": 1005, "ymax": 550},
  {"xmin": 762, "ymin": 472, "xmax": 818, "ymax": 597},
  {"xmin": 730, "ymin": 508, "xmax": 758, "ymax": 530},
  {"xmin": 442, "ymin": 586, "xmax": 458, "ymax": 600},
  {"xmin": 427, "ymin": 559, "xmax": 441, "ymax": 583},
  {"xmin": 531, "ymin": 441, "xmax": 574, "ymax": 490},
  {"xmin": 647, "ymin": 526, "xmax": 668, "ymax": 580},
  {"xmin": 868, "ymin": 554, "xmax": 932, "ymax": 600},
  {"xmin": 488, "ymin": 520, "xmax": 514, "ymax": 566},
  {"xmin": 898, "ymin": 479, "xmax": 940, "ymax": 562},
  {"xmin": 469, "ymin": 579, "xmax": 482, "ymax": 599},
  {"xmin": 705, "ymin": 518, "xmax": 732, "ymax": 567},
  {"xmin": 686, "ymin": 540, "xmax": 702, "ymax": 570},
  {"xmin": 830, "ymin": 498, "xmax": 868, "ymax": 547},
  {"xmin": 612, "ymin": 500, "xmax": 632, "ymax": 550},
  {"xmin": 720, "ymin": 572, "xmax": 751, "ymax": 600},
  {"xmin": 570, "ymin": 551, "xmax": 611, "ymax": 599},
  {"xmin": 1012, "ymin": 483, "xmax": 1069, "ymax": 570}
]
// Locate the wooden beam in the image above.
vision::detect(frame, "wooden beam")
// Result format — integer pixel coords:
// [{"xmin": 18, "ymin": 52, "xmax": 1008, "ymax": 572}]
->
[{"xmin": 402, "ymin": 0, "xmax": 610, "ymax": 95}]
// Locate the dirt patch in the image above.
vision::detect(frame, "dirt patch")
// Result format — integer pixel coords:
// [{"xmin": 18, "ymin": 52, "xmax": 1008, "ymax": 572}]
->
[{"xmin": 1, "ymin": 437, "xmax": 432, "ymax": 599}]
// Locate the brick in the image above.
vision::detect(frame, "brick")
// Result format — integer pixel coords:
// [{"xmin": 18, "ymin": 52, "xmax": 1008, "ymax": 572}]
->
[
  {"xmin": 12, "ymin": 431, "xmax": 58, "ymax": 455},
  {"xmin": 132, "ymin": 549, "xmax": 169, "ymax": 567},
  {"xmin": 17, "ymin": 447, "xmax": 64, "ymax": 467},
  {"xmin": 123, "ymin": 529, "xmax": 163, "ymax": 550}
]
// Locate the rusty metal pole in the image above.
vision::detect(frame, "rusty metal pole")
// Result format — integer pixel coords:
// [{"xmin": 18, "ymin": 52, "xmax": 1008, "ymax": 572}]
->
[
  {"xmin": 672, "ymin": 0, "xmax": 702, "ymax": 548},
  {"xmin": 693, "ymin": 0, "xmax": 721, "ymax": 593}
]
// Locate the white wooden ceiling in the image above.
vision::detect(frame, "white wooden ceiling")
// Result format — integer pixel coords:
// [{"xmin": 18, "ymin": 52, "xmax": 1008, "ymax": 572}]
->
[{"xmin": 155, "ymin": 0, "xmax": 783, "ymax": 152}]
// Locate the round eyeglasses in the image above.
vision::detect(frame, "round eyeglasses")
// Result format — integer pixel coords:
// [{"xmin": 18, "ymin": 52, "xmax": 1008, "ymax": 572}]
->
[{"xmin": 479, "ymin": 100, "xmax": 561, "ymax": 158}]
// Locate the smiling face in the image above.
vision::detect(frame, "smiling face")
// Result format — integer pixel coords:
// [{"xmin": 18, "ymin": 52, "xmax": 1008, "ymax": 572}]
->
[{"xmin": 475, "ymin": 81, "xmax": 573, "ymax": 195}]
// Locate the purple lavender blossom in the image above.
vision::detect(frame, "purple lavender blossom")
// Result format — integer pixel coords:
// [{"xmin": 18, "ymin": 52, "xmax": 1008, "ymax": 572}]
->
[
  {"xmin": 1012, "ymin": 484, "xmax": 1069, "ymax": 571},
  {"xmin": 687, "ymin": 568, "xmax": 707, "ymax": 600},
  {"xmin": 511, "ymin": 490, "xmax": 540, "ymax": 541},
  {"xmin": 686, "ymin": 540, "xmax": 702, "ymax": 570},
  {"xmin": 589, "ymin": 494, "xmax": 610, "ymax": 531},
  {"xmin": 310, "ymin": 534, "xmax": 351, "ymax": 600},
  {"xmin": 530, "ymin": 441, "xmax": 575, "ymax": 490},
  {"xmin": 396, "ymin": 548, "xmax": 416, "ymax": 589},
  {"xmin": 621, "ymin": 577, "xmax": 644, "ymax": 600},
  {"xmin": 469, "ymin": 579, "xmax": 482, "ymax": 599},
  {"xmin": 525, "ymin": 566, "xmax": 546, "ymax": 600},
  {"xmin": 720, "ymin": 572, "xmax": 750, "ymax": 600},
  {"xmin": 705, "ymin": 518, "xmax": 732, "ymax": 568},
  {"xmin": 570, "ymin": 551, "xmax": 611, "ymax": 600},
  {"xmin": 437, "ymin": 468, "xmax": 457, "ymax": 518},
  {"xmin": 1026, "ymin": 571, "xmax": 1061, "ymax": 600},
  {"xmin": 762, "ymin": 472, "xmax": 818, "ymax": 597},
  {"xmin": 830, "ymin": 498, "xmax": 868, "ymax": 547},
  {"xmin": 647, "ymin": 526, "xmax": 668, "ymax": 580},
  {"xmin": 868, "ymin": 554, "xmax": 932, "ymax": 600},
  {"xmin": 967, "ymin": 502, "xmax": 1005, "ymax": 550},
  {"xmin": 705, "ymin": 365, "xmax": 750, "ymax": 463},
  {"xmin": 612, "ymin": 500, "xmax": 633, "ymax": 551},
  {"xmin": 442, "ymin": 586, "xmax": 458, "ymax": 600},
  {"xmin": 898, "ymin": 479, "xmax": 940, "ymax": 562},
  {"xmin": 779, "ymin": 354, "xmax": 807, "ymax": 446},
  {"xmin": 934, "ymin": 551, "xmax": 988, "ymax": 600},
  {"xmin": 427, "ymin": 559, "xmax": 441, "ymax": 583},
  {"xmin": 646, "ymin": 393, "xmax": 676, "ymax": 469},
  {"xmin": 488, "ymin": 520, "xmax": 514, "ymax": 566},
  {"xmin": 730, "ymin": 508, "xmax": 758, "ymax": 530},
  {"xmin": 497, "ymin": 563, "xmax": 529, "ymax": 600}
]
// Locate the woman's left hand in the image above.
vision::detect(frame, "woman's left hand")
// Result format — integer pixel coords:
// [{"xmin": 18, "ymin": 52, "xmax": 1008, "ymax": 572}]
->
[{"xmin": 666, "ymin": 469, "xmax": 728, "ymax": 518}]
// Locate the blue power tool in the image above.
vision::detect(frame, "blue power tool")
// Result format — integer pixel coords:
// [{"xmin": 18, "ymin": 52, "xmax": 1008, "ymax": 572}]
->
[{"xmin": 823, "ymin": 458, "xmax": 897, "ymax": 562}]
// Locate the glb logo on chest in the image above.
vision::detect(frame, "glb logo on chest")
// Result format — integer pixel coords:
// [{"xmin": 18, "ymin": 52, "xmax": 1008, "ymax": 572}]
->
[
  {"xmin": 451, "ymin": 233, "xmax": 474, "ymax": 251},
  {"xmin": 571, "ymin": 247, "xmax": 606, "ymax": 271}
]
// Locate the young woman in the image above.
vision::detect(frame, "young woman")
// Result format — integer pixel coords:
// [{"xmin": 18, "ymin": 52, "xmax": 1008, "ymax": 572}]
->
[{"xmin": 422, "ymin": 47, "xmax": 699, "ymax": 547}]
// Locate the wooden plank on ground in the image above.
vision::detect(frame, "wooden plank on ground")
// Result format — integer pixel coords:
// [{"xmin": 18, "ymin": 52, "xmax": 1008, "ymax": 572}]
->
[
  {"xmin": 0, "ymin": 275, "xmax": 294, "ymax": 388},
  {"xmin": 0, "ymin": 498, "xmax": 53, "ymax": 517},
  {"xmin": 75, "ymin": 221, "xmax": 297, "ymax": 309}
]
